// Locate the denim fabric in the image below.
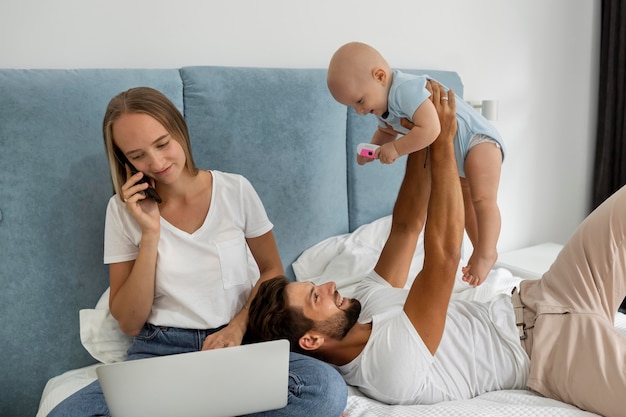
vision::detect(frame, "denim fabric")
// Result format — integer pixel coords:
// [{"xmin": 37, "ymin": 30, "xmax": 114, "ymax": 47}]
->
[
  {"xmin": 48, "ymin": 324, "xmax": 347, "ymax": 417},
  {"xmin": 248, "ymin": 352, "xmax": 347, "ymax": 417}
]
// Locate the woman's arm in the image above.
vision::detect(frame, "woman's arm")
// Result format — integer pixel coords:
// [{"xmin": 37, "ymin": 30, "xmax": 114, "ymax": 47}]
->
[{"xmin": 108, "ymin": 169, "xmax": 162, "ymax": 336}]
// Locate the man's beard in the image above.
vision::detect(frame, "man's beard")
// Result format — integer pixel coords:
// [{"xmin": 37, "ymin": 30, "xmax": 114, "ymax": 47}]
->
[{"xmin": 314, "ymin": 298, "xmax": 362, "ymax": 340}]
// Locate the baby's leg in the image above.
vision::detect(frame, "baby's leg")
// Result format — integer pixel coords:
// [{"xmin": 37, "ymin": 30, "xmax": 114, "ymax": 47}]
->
[
  {"xmin": 461, "ymin": 178, "xmax": 477, "ymax": 246},
  {"xmin": 461, "ymin": 139, "xmax": 503, "ymax": 285}
]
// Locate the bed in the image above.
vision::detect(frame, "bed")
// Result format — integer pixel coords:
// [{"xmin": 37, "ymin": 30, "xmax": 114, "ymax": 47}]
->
[
  {"xmin": 36, "ymin": 215, "xmax": 624, "ymax": 416},
  {"xmin": 1, "ymin": 66, "xmax": 615, "ymax": 417}
]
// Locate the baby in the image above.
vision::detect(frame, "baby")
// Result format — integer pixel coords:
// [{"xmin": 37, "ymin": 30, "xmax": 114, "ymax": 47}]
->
[{"xmin": 327, "ymin": 42, "xmax": 505, "ymax": 286}]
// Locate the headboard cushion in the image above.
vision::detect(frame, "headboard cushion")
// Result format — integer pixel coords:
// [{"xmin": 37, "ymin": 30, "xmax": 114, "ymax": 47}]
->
[
  {"xmin": 180, "ymin": 67, "xmax": 349, "ymax": 275},
  {"xmin": 0, "ymin": 69, "xmax": 182, "ymax": 416}
]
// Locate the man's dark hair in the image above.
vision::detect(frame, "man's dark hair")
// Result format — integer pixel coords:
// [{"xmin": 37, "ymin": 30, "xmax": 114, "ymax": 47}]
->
[{"xmin": 248, "ymin": 276, "xmax": 313, "ymax": 353}]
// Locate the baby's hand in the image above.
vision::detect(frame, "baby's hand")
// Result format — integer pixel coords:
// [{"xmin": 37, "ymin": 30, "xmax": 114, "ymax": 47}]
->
[
  {"xmin": 356, "ymin": 153, "xmax": 375, "ymax": 165},
  {"xmin": 377, "ymin": 142, "xmax": 400, "ymax": 164}
]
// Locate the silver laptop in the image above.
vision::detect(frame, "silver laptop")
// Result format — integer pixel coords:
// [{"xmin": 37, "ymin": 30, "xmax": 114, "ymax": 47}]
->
[{"xmin": 96, "ymin": 339, "xmax": 289, "ymax": 417}]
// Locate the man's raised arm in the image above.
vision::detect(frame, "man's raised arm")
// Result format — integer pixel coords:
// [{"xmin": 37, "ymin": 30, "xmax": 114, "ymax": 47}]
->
[{"xmin": 404, "ymin": 84, "xmax": 464, "ymax": 355}]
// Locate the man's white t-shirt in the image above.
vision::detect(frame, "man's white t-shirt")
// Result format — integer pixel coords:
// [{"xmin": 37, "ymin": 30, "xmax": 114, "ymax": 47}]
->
[
  {"xmin": 338, "ymin": 271, "xmax": 530, "ymax": 405},
  {"xmin": 103, "ymin": 171, "xmax": 273, "ymax": 330}
]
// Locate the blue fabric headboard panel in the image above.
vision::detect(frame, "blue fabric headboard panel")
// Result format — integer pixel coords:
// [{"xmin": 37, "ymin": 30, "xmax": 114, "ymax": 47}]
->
[
  {"xmin": 346, "ymin": 69, "xmax": 464, "ymax": 230},
  {"xmin": 180, "ymin": 66, "xmax": 350, "ymax": 276},
  {"xmin": 0, "ymin": 69, "xmax": 182, "ymax": 417}
]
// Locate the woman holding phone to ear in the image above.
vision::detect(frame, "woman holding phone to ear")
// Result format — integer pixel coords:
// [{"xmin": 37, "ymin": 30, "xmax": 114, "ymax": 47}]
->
[{"xmin": 48, "ymin": 87, "xmax": 347, "ymax": 417}]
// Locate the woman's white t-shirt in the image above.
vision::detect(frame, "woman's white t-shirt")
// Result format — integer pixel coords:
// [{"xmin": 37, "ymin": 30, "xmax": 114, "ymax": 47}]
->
[
  {"xmin": 339, "ymin": 271, "xmax": 530, "ymax": 405},
  {"xmin": 103, "ymin": 171, "xmax": 273, "ymax": 330}
]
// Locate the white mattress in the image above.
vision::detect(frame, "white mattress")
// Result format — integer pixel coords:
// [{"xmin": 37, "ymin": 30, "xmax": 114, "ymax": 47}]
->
[{"xmin": 345, "ymin": 386, "xmax": 601, "ymax": 416}]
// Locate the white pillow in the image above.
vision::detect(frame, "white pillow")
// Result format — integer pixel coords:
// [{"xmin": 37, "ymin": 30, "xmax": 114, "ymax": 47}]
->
[
  {"xmin": 292, "ymin": 232, "xmax": 349, "ymax": 279},
  {"xmin": 293, "ymin": 216, "xmax": 428, "ymax": 297},
  {"xmin": 79, "ymin": 288, "xmax": 132, "ymax": 363},
  {"xmin": 292, "ymin": 215, "xmax": 520, "ymax": 301}
]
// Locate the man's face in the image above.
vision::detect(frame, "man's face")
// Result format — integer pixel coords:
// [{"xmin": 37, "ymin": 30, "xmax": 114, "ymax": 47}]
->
[{"xmin": 285, "ymin": 281, "xmax": 361, "ymax": 340}]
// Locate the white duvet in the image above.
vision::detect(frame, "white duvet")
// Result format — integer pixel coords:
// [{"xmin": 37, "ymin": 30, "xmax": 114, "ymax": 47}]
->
[{"xmin": 38, "ymin": 216, "xmax": 625, "ymax": 417}]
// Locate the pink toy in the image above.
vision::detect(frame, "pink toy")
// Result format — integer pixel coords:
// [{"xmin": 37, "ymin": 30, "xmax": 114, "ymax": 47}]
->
[{"xmin": 357, "ymin": 143, "xmax": 380, "ymax": 159}]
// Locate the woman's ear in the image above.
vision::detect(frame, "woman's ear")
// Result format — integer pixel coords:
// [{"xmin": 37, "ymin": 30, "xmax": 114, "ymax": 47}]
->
[
  {"xmin": 299, "ymin": 331, "xmax": 324, "ymax": 351},
  {"xmin": 373, "ymin": 68, "xmax": 387, "ymax": 85}
]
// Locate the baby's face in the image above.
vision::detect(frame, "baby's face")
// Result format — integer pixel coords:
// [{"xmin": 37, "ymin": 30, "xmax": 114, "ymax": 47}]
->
[{"xmin": 330, "ymin": 71, "xmax": 389, "ymax": 117}]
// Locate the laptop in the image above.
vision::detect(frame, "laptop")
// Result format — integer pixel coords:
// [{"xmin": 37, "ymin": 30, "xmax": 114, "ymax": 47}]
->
[{"xmin": 96, "ymin": 339, "xmax": 290, "ymax": 417}]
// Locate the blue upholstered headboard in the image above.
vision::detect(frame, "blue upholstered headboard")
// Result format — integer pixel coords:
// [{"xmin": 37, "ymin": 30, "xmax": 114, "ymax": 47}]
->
[{"xmin": 0, "ymin": 66, "xmax": 463, "ymax": 416}]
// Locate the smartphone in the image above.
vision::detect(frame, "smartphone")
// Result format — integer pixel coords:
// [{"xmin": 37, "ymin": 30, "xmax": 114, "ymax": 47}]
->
[{"xmin": 114, "ymin": 148, "xmax": 162, "ymax": 203}]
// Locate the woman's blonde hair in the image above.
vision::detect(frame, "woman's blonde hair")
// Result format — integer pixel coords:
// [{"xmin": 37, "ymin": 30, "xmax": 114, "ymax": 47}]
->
[{"xmin": 102, "ymin": 87, "xmax": 198, "ymax": 199}]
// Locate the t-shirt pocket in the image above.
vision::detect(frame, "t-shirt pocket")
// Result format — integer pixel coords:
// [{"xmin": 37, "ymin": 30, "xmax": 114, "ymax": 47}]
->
[{"xmin": 216, "ymin": 235, "xmax": 249, "ymax": 289}]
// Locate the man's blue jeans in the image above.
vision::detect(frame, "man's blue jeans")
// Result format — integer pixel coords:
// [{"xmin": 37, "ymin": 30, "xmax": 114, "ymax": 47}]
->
[{"xmin": 48, "ymin": 324, "xmax": 347, "ymax": 417}]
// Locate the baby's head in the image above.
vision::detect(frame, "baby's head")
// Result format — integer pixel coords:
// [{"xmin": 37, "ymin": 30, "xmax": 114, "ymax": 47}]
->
[{"xmin": 327, "ymin": 42, "xmax": 392, "ymax": 117}]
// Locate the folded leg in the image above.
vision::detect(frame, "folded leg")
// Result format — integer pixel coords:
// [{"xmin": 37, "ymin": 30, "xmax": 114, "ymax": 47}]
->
[
  {"xmin": 528, "ymin": 313, "xmax": 626, "ymax": 417},
  {"xmin": 520, "ymin": 184, "xmax": 626, "ymax": 417},
  {"xmin": 522, "ymin": 183, "xmax": 626, "ymax": 319}
]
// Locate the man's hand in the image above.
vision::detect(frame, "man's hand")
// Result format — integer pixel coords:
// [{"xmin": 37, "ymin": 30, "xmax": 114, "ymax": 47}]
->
[{"xmin": 427, "ymin": 81, "xmax": 456, "ymax": 138}]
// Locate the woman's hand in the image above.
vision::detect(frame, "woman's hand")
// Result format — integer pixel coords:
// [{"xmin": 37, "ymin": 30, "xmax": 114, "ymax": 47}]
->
[
  {"xmin": 201, "ymin": 322, "xmax": 246, "ymax": 350},
  {"xmin": 120, "ymin": 166, "xmax": 160, "ymax": 234}
]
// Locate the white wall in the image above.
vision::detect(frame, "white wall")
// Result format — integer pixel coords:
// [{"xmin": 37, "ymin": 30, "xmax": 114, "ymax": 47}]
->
[{"xmin": 0, "ymin": 0, "xmax": 600, "ymax": 253}]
